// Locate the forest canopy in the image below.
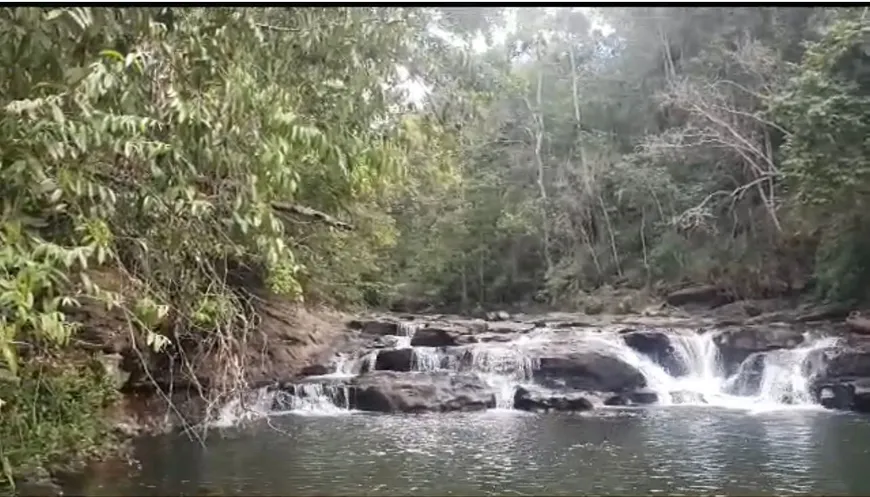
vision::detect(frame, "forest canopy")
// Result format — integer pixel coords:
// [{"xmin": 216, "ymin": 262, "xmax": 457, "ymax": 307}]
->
[{"xmin": 2, "ymin": 6, "xmax": 870, "ymax": 376}]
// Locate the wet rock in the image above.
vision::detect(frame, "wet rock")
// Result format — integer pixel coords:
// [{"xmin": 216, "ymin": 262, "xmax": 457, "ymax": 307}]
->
[
  {"xmin": 350, "ymin": 371, "xmax": 495, "ymax": 413},
  {"xmin": 813, "ymin": 378, "xmax": 870, "ymax": 413},
  {"xmin": 488, "ymin": 321, "xmax": 535, "ymax": 334},
  {"xmin": 476, "ymin": 334, "xmax": 515, "ymax": 343},
  {"xmin": 513, "ymin": 386, "xmax": 594, "ymax": 412},
  {"xmin": 298, "ymin": 364, "xmax": 331, "ymax": 377},
  {"xmin": 712, "ymin": 326, "xmax": 805, "ymax": 376},
  {"xmin": 604, "ymin": 395, "xmax": 630, "ymax": 406},
  {"xmin": 348, "ymin": 318, "xmax": 399, "ymax": 336},
  {"xmin": 723, "ymin": 351, "xmax": 767, "ymax": 396},
  {"xmin": 374, "ymin": 348, "xmax": 414, "ymax": 372},
  {"xmin": 411, "ymin": 327, "xmax": 459, "ymax": 347},
  {"xmin": 628, "ymin": 387, "xmax": 659, "ymax": 405},
  {"xmin": 486, "ymin": 311, "xmax": 511, "ymax": 322},
  {"xmin": 806, "ymin": 345, "xmax": 870, "ymax": 379},
  {"xmin": 552, "ymin": 320, "xmax": 593, "ymax": 329},
  {"xmin": 846, "ymin": 312, "xmax": 870, "ymax": 335},
  {"xmin": 666, "ymin": 285, "xmax": 729, "ymax": 307},
  {"xmin": 621, "ymin": 331, "xmax": 686, "ymax": 377},
  {"xmin": 464, "ymin": 318, "xmax": 490, "ymax": 333},
  {"xmin": 604, "ymin": 388, "xmax": 659, "ymax": 406},
  {"xmin": 532, "ymin": 351, "xmax": 646, "ymax": 393},
  {"xmin": 796, "ymin": 304, "xmax": 852, "ymax": 323},
  {"xmin": 455, "ymin": 334, "xmax": 481, "ymax": 345}
]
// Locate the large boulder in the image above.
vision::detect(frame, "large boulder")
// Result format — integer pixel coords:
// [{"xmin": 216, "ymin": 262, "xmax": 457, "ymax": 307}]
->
[
  {"xmin": 374, "ymin": 348, "xmax": 414, "ymax": 372},
  {"xmin": 349, "ymin": 371, "xmax": 496, "ymax": 413},
  {"xmin": 531, "ymin": 351, "xmax": 646, "ymax": 393},
  {"xmin": 805, "ymin": 343, "xmax": 870, "ymax": 380},
  {"xmin": 712, "ymin": 326, "xmax": 804, "ymax": 375},
  {"xmin": 348, "ymin": 318, "xmax": 400, "ymax": 336},
  {"xmin": 814, "ymin": 378, "xmax": 870, "ymax": 413},
  {"xmin": 410, "ymin": 326, "xmax": 462, "ymax": 347},
  {"xmin": 513, "ymin": 386, "xmax": 595, "ymax": 412},
  {"xmin": 801, "ymin": 343, "xmax": 870, "ymax": 413},
  {"xmin": 621, "ymin": 330, "xmax": 686, "ymax": 377},
  {"xmin": 603, "ymin": 388, "xmax": 659, "ymax": 406}
]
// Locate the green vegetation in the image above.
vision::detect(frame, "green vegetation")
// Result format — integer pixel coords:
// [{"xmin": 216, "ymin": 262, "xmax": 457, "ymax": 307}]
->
[
  {"xmin": 1, "ymin": 5, "xmax": 870, "ymax": 490},
  {"xmin": 0, "ymin": 357, "xmax": 118, "ymax": 493}
]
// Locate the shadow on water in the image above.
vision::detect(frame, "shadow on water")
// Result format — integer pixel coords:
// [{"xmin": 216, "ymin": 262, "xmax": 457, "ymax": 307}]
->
[{"xmin": 63, "ymin": 407, "xmax": 870, "ymax": 496}]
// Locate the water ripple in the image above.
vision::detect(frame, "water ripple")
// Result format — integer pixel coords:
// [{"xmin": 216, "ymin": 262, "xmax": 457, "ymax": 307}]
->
[{"xmin": 67, "ymin": 408, "xmax": 870, "ymax": 496}]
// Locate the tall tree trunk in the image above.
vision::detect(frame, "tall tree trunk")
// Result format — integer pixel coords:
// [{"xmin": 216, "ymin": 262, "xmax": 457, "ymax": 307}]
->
[
  {"xmin": 568, "ymin": 41, "xmax": 603, "ymax": 279},
  {"xmin": 528, "ymin": 46, "xmax": 553, "ymax": 276}
]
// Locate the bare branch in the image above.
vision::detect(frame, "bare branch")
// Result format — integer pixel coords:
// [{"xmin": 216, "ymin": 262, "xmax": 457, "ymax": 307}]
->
[{"xmin": 271, "ymin": 202, "xmax": 354, "ymax": 231}]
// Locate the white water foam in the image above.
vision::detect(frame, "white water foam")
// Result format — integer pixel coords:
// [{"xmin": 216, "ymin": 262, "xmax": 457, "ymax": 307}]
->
[
  {"xmin": 214, "ymin": 319, "xmax": 840, "ymax": 422},
  {"xmin": 643, "ymin": 332, "xmax": 839, "ymax": 411},
  {"xmin": 210, "ymin": 387, "xmax": 277, "ymax": 428},
  {"xmin": 275, "ymin": 383, "xmax": 352, "ymax": 415}
]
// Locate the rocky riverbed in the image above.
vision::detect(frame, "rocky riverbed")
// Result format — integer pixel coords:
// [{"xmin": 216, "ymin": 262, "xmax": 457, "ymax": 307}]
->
[{"xmin": 211, "ymin": 303, "xmax": 870, "ymax": 423}]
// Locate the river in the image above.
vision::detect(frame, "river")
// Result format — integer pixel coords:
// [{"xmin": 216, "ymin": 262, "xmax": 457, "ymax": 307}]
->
[
  {"xmin": 65, "ymin": 406, "xmax": 870, "ymax": 496},
  {"xmin": 60, "ymin": 314, "xmax": 870, "ymax": 495}
]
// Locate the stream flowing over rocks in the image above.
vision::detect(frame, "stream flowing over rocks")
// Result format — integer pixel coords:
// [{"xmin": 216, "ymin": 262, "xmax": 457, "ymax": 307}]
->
[{"xmin": 212, "ymin": 311, "xmax": 870, "ymax": 425}]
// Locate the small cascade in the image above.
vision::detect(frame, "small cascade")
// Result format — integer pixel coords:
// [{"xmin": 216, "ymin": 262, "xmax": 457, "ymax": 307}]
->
[
  {"xmin": 669, "ymin": 333, "xmax": 722, "ymax": 381},
  {"xmin": 457, "ymin": 346, "xmax": 539, "ymax": 408},
  {"xmin": 411, "ymin": 347, "xmax": 448, "ymax": 371},
  {"xmin": 395, "ymin": 321, "xmax": 419, "ymax": 349},
  {"xmin": 743, "ymin": 336, "xmax": 840, "ymax": 405},
  {"xmin": 272, "ymin": 383, "xmax": 352, "ymax": 415},
  {"xmin": 210, "ymin": 387, "xmax": 277, "ymax": 427}
]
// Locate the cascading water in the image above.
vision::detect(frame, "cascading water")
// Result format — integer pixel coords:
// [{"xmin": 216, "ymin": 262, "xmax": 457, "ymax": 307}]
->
[
  {"xmin": 212, "ymin": 317, "xmax": 841, "ymax": 423},
  {"xmin": 646, "ymin": 332, "xmax": 840, "ymax": 410},
  {"xmin": 272, "ymin": 383, "xmax": 352, "ymax": 414}
]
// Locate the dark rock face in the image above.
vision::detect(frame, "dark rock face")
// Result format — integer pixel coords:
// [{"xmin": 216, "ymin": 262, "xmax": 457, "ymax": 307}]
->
[
  {"xmin": 814, "ymin": 379, "xmax": 870, "ymax": 412},
  {"xmin": 298, "ymin": 364, "xmax": 332, "ymax": 377},
  {"xmin": 374, "ymin": 348, "xmax": 414, "ymax": 372},
  {"xmin": 712, "ymin": 326, "xmax": 804, "ymax": 375},
  {"xmin": 806, "ymin": 344, "xmax": 870, "ymax": 413},
  {"xmin": 603, "ymin": 388, "xmax": 659, "ymax": 406},
  {"xmin": 350, "ymin": 371, "xmax": 496, "ymax": 413},
  {"xmin": 513, "ymin": 386, "xmax": 594, "ymax": 412},
  {"xmin": 532, "ymin": 351, "xmax": 646, "ymax": 393},
  {"xmin": 807, "ymin": 346, "xmax": 870, "ymax": 378},
  {"xmin": 411, "ymin": 327, "xmax": 460, "ymax": 347},
  {"xmin": 621, "ymin": 330, "xmax": 686, "ymax": 377},
  {"xmin": 349, "ymin": 319, "xmax": 400, "ymax": 336}
]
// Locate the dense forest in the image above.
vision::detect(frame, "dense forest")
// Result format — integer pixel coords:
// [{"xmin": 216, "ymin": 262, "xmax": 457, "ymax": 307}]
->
[{"xmin": 1, "ymin": 5, "xmax": 869, "ymax": 489}]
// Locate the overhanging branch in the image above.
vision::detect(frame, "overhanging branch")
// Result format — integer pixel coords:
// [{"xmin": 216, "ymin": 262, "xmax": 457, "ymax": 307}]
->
[{"xmin": 271, "ymin": 202, "xmax": 354, "ymax": 231}]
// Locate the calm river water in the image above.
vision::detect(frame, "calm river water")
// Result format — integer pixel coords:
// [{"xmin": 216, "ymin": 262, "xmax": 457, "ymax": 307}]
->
[{"xmin": 65, "ymin": 406, "xmax": 870, "ymax": 496}]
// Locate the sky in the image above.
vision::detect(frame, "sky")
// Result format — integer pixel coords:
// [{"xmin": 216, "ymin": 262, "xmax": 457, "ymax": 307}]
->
[{"xmin": 398, "ymin": 7, "xmax": 614, "ymax": 106}]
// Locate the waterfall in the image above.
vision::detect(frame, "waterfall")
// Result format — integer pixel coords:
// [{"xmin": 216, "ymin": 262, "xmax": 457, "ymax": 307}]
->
[
  {"xmin": 211, "ymin": 318, "xmax": 841, "ymax": 421},
  {"xmin": 652, "ymin": 332, "xmax": 840, "ymax": 409},
  {"xmin": 272, "ymin": 383, "xmax": 352, "ymax": 414}
]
